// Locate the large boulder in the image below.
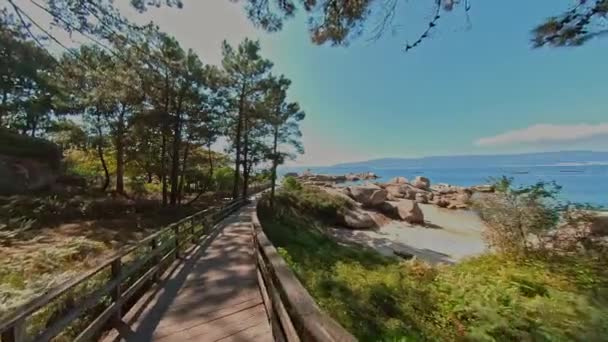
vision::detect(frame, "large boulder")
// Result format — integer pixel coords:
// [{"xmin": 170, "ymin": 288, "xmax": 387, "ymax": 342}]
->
[
  {"xmin": 380, "ymin": 199, "xmax": 424, "ymax": 224},
  {"xmin": 431, "ymin": 183, "xmax": 462, "ymax": 194},
  {"xmin": 349, "ymin": 185, "xmax": 387, "ymax": 207},
  {"xmin": 284, "ymin": 172, "xmax": 299, "ymax": 178},
  {"xmin": 389, "ymin": 176, "xmax": 409, "ymax": 184},
  {"xmin": 385, "ymin": 184, "xmax": 407, "ymax": 199},
  {"xmin": 415, "ymin": 193, "xmax": 429, "ymax": 204},
  {"xmin": 411, "ymin": 176, "xmax": 431, "ymax": 190},
  {"xmin": 337, "ymin": 207, "xmax": 376, "ymax": 229}
]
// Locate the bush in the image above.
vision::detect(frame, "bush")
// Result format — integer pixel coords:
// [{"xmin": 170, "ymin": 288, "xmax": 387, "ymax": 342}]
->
[
  {"xmin": 213, "ymin": 166, "xmax": 235, "ymax": 192},
  {"xmin": 266, "ymin": 183, "xmax": 351, "ymax": 224},
  {"xmin": 473, "ymin": 179, "xmax": 561, "ymax": 256},
  {"xmin": 282, "ymin": 176, "xmax": 302, "ymax": 191}
]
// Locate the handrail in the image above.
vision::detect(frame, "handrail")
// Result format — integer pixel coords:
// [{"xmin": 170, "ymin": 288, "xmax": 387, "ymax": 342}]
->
[
  {"xmin": 252, "ymin": 205, "xmax": 357, "ymax": 342},
  {"xmin": 0, "ymin": 183, "xmax": 269, "ymax": 342}
]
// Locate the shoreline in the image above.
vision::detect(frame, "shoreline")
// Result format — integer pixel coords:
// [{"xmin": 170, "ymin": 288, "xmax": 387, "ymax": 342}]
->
[{"xmin": 328, "ymin": 204, "xmax": 487, "ymax": 264}]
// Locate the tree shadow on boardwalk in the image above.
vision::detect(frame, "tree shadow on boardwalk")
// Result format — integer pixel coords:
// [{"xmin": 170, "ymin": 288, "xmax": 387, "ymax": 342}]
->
[{"xmin": 104, "ymin": 204, "xmax": 271, "ymax": 342}]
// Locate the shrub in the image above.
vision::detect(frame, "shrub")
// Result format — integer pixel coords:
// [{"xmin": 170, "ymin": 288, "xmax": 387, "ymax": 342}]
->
[
  {"xmin": 473, "ymin": 180, "xmax": 561, "ymax": 256},
  {"xmin": 213, "ymin": 167, "xmax": 235, "ymax": 192},
  {"xmin": 264, "ymin": 183, "xmax": 350, "ymax": 224},
  {"xmin": 282, "ymin": 176, "xmax": 302, "ymax": 191}
]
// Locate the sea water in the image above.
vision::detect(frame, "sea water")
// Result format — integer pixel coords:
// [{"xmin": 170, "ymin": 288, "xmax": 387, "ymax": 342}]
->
[{"xmin": 282, "ymin": 165, "xmax": 608, "ymax": 207}]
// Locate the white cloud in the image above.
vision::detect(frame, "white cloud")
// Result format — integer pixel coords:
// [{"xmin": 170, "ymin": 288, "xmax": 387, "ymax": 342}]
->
[{"xmin": 475, "ymin": 123, "xmax": 608, "ymax": 146}]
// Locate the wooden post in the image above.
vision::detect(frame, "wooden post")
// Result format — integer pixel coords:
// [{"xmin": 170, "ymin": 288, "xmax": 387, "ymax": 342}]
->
[
  {"xmin": 190, "ymin": 218, "xmax": 196, "ymax": 244},
  {"xmin": 1, "ymin": 318, "xmax": 26, "ymax": 342},
  {"xmin": 174, "ymin": 225, "xmax": 181, "ymax": 259},
  {"xmin": 111, "ymin": 259, "xmax": 122, "ymax": 322},
  {"xmin": 150, "ymin": 237, "xmax": 159, "ymax": 282}
]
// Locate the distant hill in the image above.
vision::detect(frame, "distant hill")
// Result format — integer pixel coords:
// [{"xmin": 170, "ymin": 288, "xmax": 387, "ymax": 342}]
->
[{"xmin": 332, "ymin": 151, "xmax": 608, "ymax": 169}]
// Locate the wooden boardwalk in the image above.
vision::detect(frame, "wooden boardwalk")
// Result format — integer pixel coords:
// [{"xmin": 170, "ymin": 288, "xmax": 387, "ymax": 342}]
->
[{"xmin": 103, "ymin": 202, "xmax": 272, "ymax": 342}]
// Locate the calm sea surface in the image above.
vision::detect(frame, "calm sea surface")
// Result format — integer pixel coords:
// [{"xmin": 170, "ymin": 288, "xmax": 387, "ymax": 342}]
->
[{"xmin": 282, "ymin": 165, "xmax": 608, "ymax": 207}]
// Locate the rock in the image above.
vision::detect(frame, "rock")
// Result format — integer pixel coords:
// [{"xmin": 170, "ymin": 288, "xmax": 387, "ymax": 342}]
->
[
  {"xmin": 349, "ymin": 185, "xmax": 387, "ymax": 207},
  {"xmin": 319, "ymin": 187, "xmax": 359, "ymax": 207},
  {"xmin": 415, "ymin": 193, "xmax": 428, "ymax": 204},
  {"xmin": 385, "ymin": 184, "xmax": 407, "ymax": 199},
  {"xmin": 389, "ymin": 176, "xmax": 409, "ymax": 184},
  {"xmin": 345, "ymin": 173, "xmax": 360, "ymax": 182},
  {"xmin": 411, "ymin": 176, "xmax": 430, "ymax": 190},
  {"xmin": 430, "ymin": 183, "xmax": 461, "ymax": 194},
  {"xmin": 427, "ymin": 192, "xmax": 434, "ymax": 201},
  {"xmin": 337, "ymin": 207, "xmax": 376, "ymax": 229},
  {"xmin": 284, "ymin": 172, "xmax": 298, "ymax": 178},
  {"xmin": 364, "ymin": 172, "xmax": 379, "ymax": 180},
  {"xmin": 590, "ymin": 215, "xmax": 608, "ymax": 236},
  {"xmin": 470, "ymin": 184, "xmax": 495, "ymax": 193},
  {"xmin": 380, "ymin": 199, "xmax": 424, "ymax": 224},
  {"xmin": 435, "ymin": 197, "xmax": 449, "ymax": 208}
]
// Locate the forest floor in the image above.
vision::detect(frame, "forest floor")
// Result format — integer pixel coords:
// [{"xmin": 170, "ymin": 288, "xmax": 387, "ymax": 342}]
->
[{"xmin": 0, "ymin": 190, "xmax": 229, "ymax": 318}]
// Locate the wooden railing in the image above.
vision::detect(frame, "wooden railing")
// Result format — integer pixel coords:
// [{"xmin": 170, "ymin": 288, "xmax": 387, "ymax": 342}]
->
[
  {"xmin": 252, "ymin": 209, "xmax": 356, "ymax": 342},
  {"xmin": 0, "ymin": 184, "xmax": 269, "ymax": 342}
]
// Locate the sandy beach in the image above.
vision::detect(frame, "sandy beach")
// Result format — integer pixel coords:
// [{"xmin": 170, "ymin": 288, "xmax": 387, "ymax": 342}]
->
[{"xmin": 329, "ymin": 204, "xmax": 487, "ymax": 264}]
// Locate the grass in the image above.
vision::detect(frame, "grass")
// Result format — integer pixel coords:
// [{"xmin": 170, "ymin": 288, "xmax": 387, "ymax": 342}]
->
[{"xmin": 258, "ymin": 187, "xmax": 608, "ymax": 341}]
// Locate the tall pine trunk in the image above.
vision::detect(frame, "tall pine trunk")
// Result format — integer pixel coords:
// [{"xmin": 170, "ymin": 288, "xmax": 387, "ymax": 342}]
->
[
  {"xmin": 270, "ymin": 125, "xmax": 279, "ymax": 207},
  {"xmin": 241, "ymin": 114, "xmax": 249, "ymax": 199},
  {"xmin": 94, "ymin": 116, "xmax": 110, "ymax": 192},
  {"xmin": 177, "ymin": 142, "xmax": 190, "ymax": 205},
  {"xmin": 161, "ymin": 73, "xmax": 170, "ymax": 207},
  {"xmin": 169, "ymin": 92, "xmax": 185, "ymax": 206},
  {"xmin": 115, "ymin": 105, "xmax": 127, "ymax": 194},
  {"xmin": 160, "ymin": 133, "xmax": 168, "ymax": 206},
  {"xmin": 232, "ymin": 83, "xmax": 246, "ymax": 199},
  {"xmin": 0, "ymin": 89, "xmax": 7, "ymax": 127}
]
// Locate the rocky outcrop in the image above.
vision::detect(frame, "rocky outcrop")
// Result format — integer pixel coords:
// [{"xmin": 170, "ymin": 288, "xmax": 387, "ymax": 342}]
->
[
  {"xmin": 380, "ymin": 199, "xmax": 424, "ymax": 224},
  {"xmin": 415, "ymin": 193, "xmax": 429, "ymax": 204},
  {"xmin": 298, "ymin": 171, "xmax": 379, "ymax": 185},
  {"xmin": 300, "ymin": 174, "xmax": 347, "ymax": 183},
  {"xmin": 411, "ymin": 176, "xmax": 430, "ymax": 190},
  {"xmin": 284, "ymin": 172, "xmax": 299, "ymax": 178},
  {"xmin": 349, "ymin": 185, "xmax": 387, "ymax": 207},
  {"xmin": 389, "ymin": 176, "xmax": 409, "ymax": 184},
  {"xmin": 0, "ymin": 155, "xmax": 59, "ymax": 195},
  {"xmin": 337, "ymin": 207, "xmax": 376, "ymax": 229}
]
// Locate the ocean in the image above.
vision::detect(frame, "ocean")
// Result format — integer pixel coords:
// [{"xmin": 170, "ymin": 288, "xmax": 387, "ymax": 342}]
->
[{"xmin": 281, "ymin": 164, "xmax": 608, "ymax": 207}]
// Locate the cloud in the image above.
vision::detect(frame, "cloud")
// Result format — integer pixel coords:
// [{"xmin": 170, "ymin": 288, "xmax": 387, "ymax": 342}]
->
[{"xmin": 475, "ymin": 123, "xmax": 608, "ymax": 146}]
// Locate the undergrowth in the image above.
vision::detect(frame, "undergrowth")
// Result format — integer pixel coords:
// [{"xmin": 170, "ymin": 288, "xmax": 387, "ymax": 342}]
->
[{"xmin": 258, "ymin": 189, "xmax": 608, "ymax": 341}]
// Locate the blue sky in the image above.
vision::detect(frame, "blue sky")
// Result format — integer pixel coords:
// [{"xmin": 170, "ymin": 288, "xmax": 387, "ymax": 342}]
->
[{"xmin": 20, "ymin": 0, "xmax": 608, "ymax": 166}]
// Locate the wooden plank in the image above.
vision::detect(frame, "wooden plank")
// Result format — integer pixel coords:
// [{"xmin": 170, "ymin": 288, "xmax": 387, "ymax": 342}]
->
[{"xmin": 101, "ymin": 202, "xmax": 272, "ymax": 342}]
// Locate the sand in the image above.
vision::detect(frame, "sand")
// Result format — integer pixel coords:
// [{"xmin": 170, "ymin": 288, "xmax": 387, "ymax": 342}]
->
[{"xmin": 328, "ymin": 204, "xmax": 487, "ymax": 264}]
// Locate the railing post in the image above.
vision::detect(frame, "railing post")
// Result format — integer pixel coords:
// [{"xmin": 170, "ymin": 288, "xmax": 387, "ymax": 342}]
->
[
  {"xmin": 1, "ymin": 318, "xmax": 26, "ymax": 342},
  {"xmin": 190, "ymin": 218, "xmax": 197, "ymax": 244},
  {"xmin": 150, "ymin": 237, "xmax": 159, "ymax": 282},
  {"xmin": 111, "ymin": 259, "xmax": 122, "ymax": 322},
  {"xmin": 174, "ymin": 225, "xmax": 181, "ymax": 259}
]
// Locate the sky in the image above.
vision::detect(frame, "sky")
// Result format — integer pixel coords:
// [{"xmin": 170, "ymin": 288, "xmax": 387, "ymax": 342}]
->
[{"xmin": 15, "ymin": 0, "xmax": 608, "ymax": 166}]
